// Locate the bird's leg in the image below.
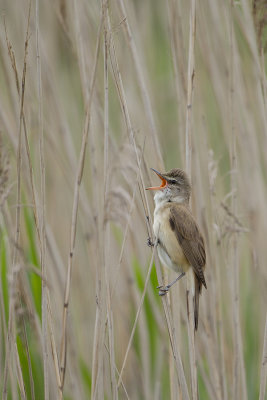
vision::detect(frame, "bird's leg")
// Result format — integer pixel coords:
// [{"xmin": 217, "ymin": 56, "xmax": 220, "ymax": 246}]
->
[
  {"xmin": 147, "ymin": 237, "xmax": 158, "ymax": 247},
  {"xmin": 157, "ymin": 272, "xmax": 185, "ymax": 296}
]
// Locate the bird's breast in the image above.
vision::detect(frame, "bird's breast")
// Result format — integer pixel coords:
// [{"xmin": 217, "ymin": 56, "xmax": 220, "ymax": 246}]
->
[{"xmin": 153, "ymin": 204, "xmax": 188, "ymax": 273}]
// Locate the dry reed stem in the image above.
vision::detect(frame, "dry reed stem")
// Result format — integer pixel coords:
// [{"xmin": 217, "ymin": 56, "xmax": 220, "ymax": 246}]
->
[
  {"xmin": 59, "ymin": 11, "xmax": 103, "ymax": 392},
  {"xmin": 102, "ymin": 2, "xmax": 118, "ymax": 398},
  {"xmin": 230, "ymin": 11, "xmax": 239, "ymax": 400},
  {"xmin": 185, "ymin": 0, "xmax": 198, "ymax": 398},
  {"xmin": 186, "ymin": 269, "xmax": 198, "ymax": 400},
  {"xmin": 101, "ymin": 168, "xmax": 143, "ymax": 396},
  {"xmin": 117, "ymin": 235, "xmax": 157, "ymax": 388},
  {"xmin": 107, "ymin": 8, "xmax": 189, "ymax": 393},
  {"xmin": 73, "ymin": 0, "xmax": 88, "ymax": 104},
  {"xmin": 2, "ymin": 3, "xmax": 31, "ymax": 397},
  {"xmin": 154, "ymin": 255, "xmax": 190, "ymax": 400},
  {"xmin": 22, "ymin": 317, "xmax": 35, "ymax": 400},
  {"xmin": 107, "ymin": 310, "xmax": 118, "ymax": 400},
  {"xmin": 4, "ymin": 19, "xmax": 41, "ymax": 246},
  {"xmin": 47, "ymin": 295, "xmax": 62, "ymax": 400},
  {"xmin": 102, "ymin": 171, "xmax": 141, "ymax": 395},
  {"xmin": 166, "ymin": 0, "xmax": 187, "ymax": 166},
  {"xmin": 104, "ymin": 344, "xmax": 130, "ymax": 400},
  {"xmin": 198, "ymin": 1, "xmax": 262, "ymax": 392},
  {"xmin": 199, "ymin": 320, "xmax": 222, "ymax": 400},
  {"xmin": 90, "ymin": 10, "xmax": 109, "ymax": 399},
  {"xmin": 3, "ymin": 26, "xmax": 52, "ymax": 357},
  {"xmin": 197, "ymin": 355, "xmax": 217, "ymax": 400},
  {"xmin": 14, "ymin": 342, "xmax": 26, "ymax": 400},
  {"xmin": 204, "ymin": 243, "xmax": 225, "ymax": 398},
  {"xmin": 35, "ymin": 0, "xmax": 49, "ymax": 396},
  {"xmin": 107, "ymin": 7, "xmax": 156, "ymax": 325},
  {"xmin": 131, "ymin": 269, "xmax": 151, "ymax": 399},
  {"xmin": 259, "ymin": 313, "xmax": 267, "ymax": 400},
  {"xmin": 91, "ymin": 308, "xmax": 102, "ymax": 399},
  {"xmin": 229, "ymin": 3, "xmax": 247, "ymax": 399},
  {"xmin": 116, "ymin": 0, "xmax": 164, "ymax": 170},
  {"xmin": 185, "ymin": 0, "xmax": 196, "ymax": 178},
  {"xmin": 197, "ymin": 150, "xmax": 224, "ymax": 399},
  {"xmin": 110, "ymin": 172, "xmax": 139, "ymax": 299},
  {"xmin": 107, "ymin": 12, "xmax": 154, "ymax": 243},
  {"xmin": 89, "ymin": 137, "xmax": 102, "ymax": 396},
  {"xmin": 260, "ymin": 47, "xmax": 267, "ymax": 112},
  {"xmin": 92, "ymin": 288, "xmax": 106, "ymax": 400},
  {"xmin": 195, "ymin": 153, "xmax": 223, "ymax": 399},
  {"xmin": 167, "ymin": 0, "xmax": 187, "ymax": 97},
  {"xmin": 106, "ymin": 11, "xmax": 185, "ymax": 396}
]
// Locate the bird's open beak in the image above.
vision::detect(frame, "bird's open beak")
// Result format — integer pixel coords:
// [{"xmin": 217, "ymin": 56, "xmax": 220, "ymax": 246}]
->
[{"xmin": 146, "ymin": 168, "xmax": 168, "ymax": 190}]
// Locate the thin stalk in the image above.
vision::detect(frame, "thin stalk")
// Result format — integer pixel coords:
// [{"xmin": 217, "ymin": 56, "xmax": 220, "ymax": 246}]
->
[
  {"xmin": 259, "ymin": 313, "xmax": 267, "ymax": 400},
  {"xmin": 104, "ymin": 344, "xmax": 130, "ymax": 400},
  {"xmin": 107, "ymin": 15, "xmax": 189, "ymax": 393},
  {"xmin": 117, "ymin": 239, "xmax": 157, "ymax": 388},
  {"xmin": 22, "ymin": 317, "xmax": 35, "ymax": 400},
  {"xmin": 103, "ymin": 2, "xmax": 118, "ymax": 398},
  {"xmin": 59, "ymin": 12, "xmax": 103, "ymax": 392},
  {"xmin": 14, "ymin": 343, "xmax": 26, "ymax": 400},
  {"xmin": 186, "ymin": 269, "xmax": 198, "ymax": 400},
  {"xmin": 154, "ymin": 254, "xmax": 190, "ymax": 400},
  {"xmin": 36, "ymin": 0, "xmax": 49, "ymax": 397},
  {"xmin": 185, "ymin": 0, "xmax": 196, "ymax": 178},
  {"xmin": 185, "ymin": 0, "xmax": 198, "ymax": 398},
  {"xmin": 4, "ymin": 20, "xmax": 41, "ymax": 246},
  {"xmin": 166, "ymin": 0, "xmax": 187, "ymax": 164},
  {"xmin": 229, "ymin": 3, "xmax": 247, "ymax": 399},
  {"xmin": 116, "ymin": 0, "xmax": 164, "ymax": 170},
  {"xmin": 2, "ymin": 3, "xmax": 31, "ymax": 398},
  {"xmin": 47, "ymin": 295, "xmax": 62, "ymax": 400},
  {"xmin": 107, "ymin": 13, "xmax": 153, "ymax": 240}
]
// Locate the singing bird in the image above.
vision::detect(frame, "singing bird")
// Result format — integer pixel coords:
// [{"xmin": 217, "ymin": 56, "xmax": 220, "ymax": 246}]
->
[{"xmin": 146, "ymin": 168, "xmax": 207, "ymax": 330}]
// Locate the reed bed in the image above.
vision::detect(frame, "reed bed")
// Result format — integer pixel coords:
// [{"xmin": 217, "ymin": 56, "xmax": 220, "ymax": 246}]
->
[{"xmin": 0, "ymin": 0, "xmax": 266, "ymax": 399}]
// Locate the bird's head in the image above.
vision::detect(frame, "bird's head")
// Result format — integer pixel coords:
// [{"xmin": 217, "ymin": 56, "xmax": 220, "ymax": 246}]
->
[{"xmin": 146, "ymin": 168, "xmax": 191, "ymax": 204}]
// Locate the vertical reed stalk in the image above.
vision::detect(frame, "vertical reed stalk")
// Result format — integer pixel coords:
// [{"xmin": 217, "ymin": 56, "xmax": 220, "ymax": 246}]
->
[
  {"xmin": 154, "ymin": 255, "xmax": 190, "ymax": 400},
  {"xmin": 117, "ymin": 0, "xmax": 164, "ymax": 170},
  {"xmin": 2, "ymin": 4, "xmax": 31, "ymax": 397},
  {"xmin": 108, "ymin": 8, "xmax": 189, "ymax": 396},
  {"xmin": 185, "ymin": 0, "xmax": 196, "ymax": 178},
  {"xmin": 103, "ymin": 2, "xmax": 118, "ymax": 398},
  {"xmin": 117, "ymin": 241, "xmax": 157, "ymax": 389},
  {"xmin": 229, "ymin": 3, "xmax": 247, "ymax": 399},
  {"xmin": 36, "ymin": 0, "xmax": 49, "ymax": 396},
  {"xmin": 185, "ymin": 0, "xmax": 198, "ymax": 398},
  {"xmin": 59, "ymin": 13, "xmax": 103, "ymax": 394},
  {"xmin": 259, "ymin": 313, "xmax": 267, "ymax": 400}
]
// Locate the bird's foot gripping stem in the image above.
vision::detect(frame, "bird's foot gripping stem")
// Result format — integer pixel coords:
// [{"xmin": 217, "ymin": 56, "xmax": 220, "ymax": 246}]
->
[
  {"xmin": 157, "ymin": 272, "xmax": 185, "ymax": 296},
  {"xmin": 157, "ymin": 285, "xmax": 170, "ymax": 296},
  {"xmin": 147, "ymin": 237, "xmax": 158, "ymax": 247}
]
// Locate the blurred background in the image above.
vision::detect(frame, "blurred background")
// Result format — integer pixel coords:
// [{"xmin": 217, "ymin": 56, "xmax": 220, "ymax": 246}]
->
[{"xmin": 0, "ymin": 0, "xmax": 267, "ymax": 399}]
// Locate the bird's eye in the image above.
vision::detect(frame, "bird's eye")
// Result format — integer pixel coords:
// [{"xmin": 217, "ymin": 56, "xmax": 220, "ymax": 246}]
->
[{"xmin": 169, "ymin": 179, "xmax": 176, "ymax": 184}]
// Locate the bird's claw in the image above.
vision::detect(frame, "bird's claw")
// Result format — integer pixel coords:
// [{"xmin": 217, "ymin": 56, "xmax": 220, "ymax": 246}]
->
[
  {"xmin": 147, "ymin": 237, "xmax": 154, "ymax": 247},
  {"xmin": 157, "ymin": 285, "xmax": 170, "ymax": 296}
]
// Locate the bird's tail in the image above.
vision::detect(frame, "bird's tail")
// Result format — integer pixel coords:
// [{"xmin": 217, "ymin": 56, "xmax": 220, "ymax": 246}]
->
[{"xmin": 194, "ymin": 274, "xmax": 202, "ymax": 331}]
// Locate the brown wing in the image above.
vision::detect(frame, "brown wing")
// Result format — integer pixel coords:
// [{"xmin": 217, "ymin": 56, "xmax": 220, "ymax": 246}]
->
[
  {"xmin": 170, "ymin": 205, "xmax": 206, "ymax": 330},
  {"xmin": 169, "ymin": 205, "xmax": 207, "ymax": 289}
]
